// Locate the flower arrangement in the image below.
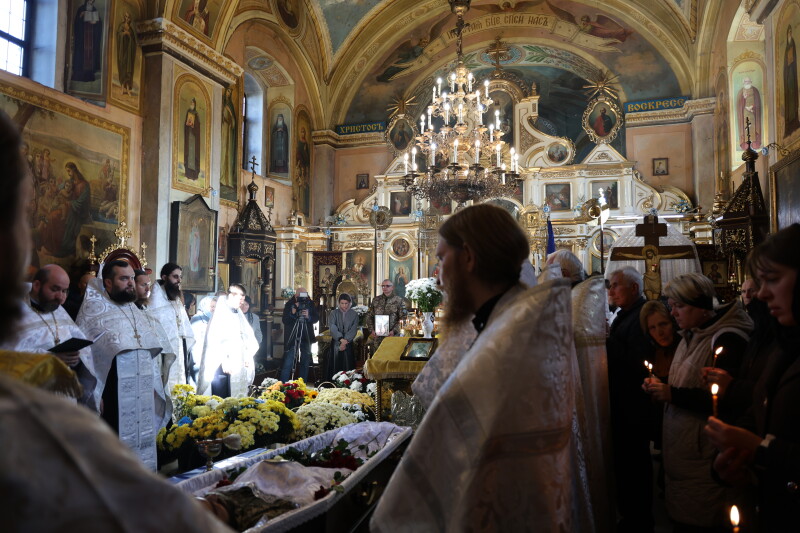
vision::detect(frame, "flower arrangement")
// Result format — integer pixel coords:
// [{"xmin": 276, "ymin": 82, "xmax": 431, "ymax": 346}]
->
[
  {"xmin": 352, "ymin": 304, "xmax": 369, "ymax": 316},
  {"xmin": 405, "ymin": 277, "xmax": 443, "ymax": 312},
  {"xmin": 331, "ymin": 370, "xmax": 371, "ymax": 392},
  {"xmin": 262, "ymin": 378, "xmax": 315, "ymax": 409},
  {"xmin": 280, "ymin": 287, "xmax": 296, "ymax": 299},
  {"xmin": 294, "ymin": 402, "xmax": 358, "ymax": 440},
  {"xmin": 316, "ymin": 387, "xmax": 375, "ymax": 411}
]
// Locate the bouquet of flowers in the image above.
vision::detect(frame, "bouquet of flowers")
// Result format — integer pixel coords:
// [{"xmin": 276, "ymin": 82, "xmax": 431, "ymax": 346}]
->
[
  {"xmin": 316, "ymin": 388, "xmax": 376, "ymax": 421},
  {"xmin": 331, "ymin": 370, "xmax": 371, "ymax": 392},
  {"xmin": 405, "ymin": 277, "xmax": 443, "ymax": 312},
  {"xmin": 352, "ymin": 304, "xmax": 369, "ymax": 327},
  {"xmin": 261, "ymin": 378, "xmax": 316, "ymax": 409},
  {"xmin": 294, "ymin": 402, "xmax": 358, "ymax": 440}
]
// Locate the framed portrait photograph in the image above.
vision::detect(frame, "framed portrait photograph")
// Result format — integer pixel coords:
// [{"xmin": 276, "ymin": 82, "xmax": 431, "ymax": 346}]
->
[
  {"xmin": 653, "ymin": 157, "xmax": 669, "ymax": 176},
  {"xmin": 169, "ymin": 194, "xmax": 218, "ymax": 292},
  {"xmin": 400, "ymin": 337, "xmax": 439, "ymax": 361},
  {"xmin": 703, "ymin": 260, "xmax": 728, "ymax": 287},
  {"xmin": 544, "ymin": 183, "xmax": 571, "ymax": 212},
  {"xmin": 374, "ymin": 315, "xmax": 390, "ymax": 337},
  {"xmin": 356, "ymin": 173, "xmax": 370, "ymax": 190},
  {"xmin": 264, "ymin": 185, "xmax": 275, "ymax": 208}
]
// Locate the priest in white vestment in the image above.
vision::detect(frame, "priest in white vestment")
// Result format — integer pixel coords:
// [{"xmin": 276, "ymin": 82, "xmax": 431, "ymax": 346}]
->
[
  {"xmin": 76, "ymin": 260, "xmax": 164, "ymax": 470},
  {"xmin": 148, "ymin": 263, "xmax": 196, "ymax": 393},
  {"xmin": 197, "ymin": 284, "xmax": 258, "ymax": 398},
  {"xmin": 373, "ymin": 204, "xmax": 589, "ymax": 532},
  {"xmin": 0, "ymin": 265, "xmax": 98, "ymax": 407}
]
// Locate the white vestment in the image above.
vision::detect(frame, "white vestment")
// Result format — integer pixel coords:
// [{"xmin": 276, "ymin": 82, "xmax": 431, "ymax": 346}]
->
[
  {"xmin": 139, "ymin": 304, "xmax": 177, "ymax": 427},
  {"xmin": 0, "ymin": 373, "xmax": 233, "ymax": 532},
  {"xmin": 372, "ymin": 280, "xmax": 590, "ymax": 532},
  {"xmin": 148, "ymin": 282, "xmax": 196, "ymax": 393},
  {"xmin": 572, "ymin": 275, "xmax": 613, "ymax": 532},
  {"xmin": 76, "ymin": 278, "xmax": 163, "ymax": 470},
  {"xmin": 0, "ymin": 298, "xmax": 98, "ymax": 407},
  {"xmin": 411, "ymin": 321, "xmax": 476, "ymax": 410},
  {"xmin": 197, "ymin": 295, "xmax": 258, "ymax": 397}
]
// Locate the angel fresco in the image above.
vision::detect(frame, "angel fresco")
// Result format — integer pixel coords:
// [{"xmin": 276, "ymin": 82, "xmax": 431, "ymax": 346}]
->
[
  {"xmin": 375, "ymin": 15, "xmax": 454, "ymax": 83},
  {"xmin": 546, "ymin": 1, "xmax": 633, "ymax": 42}
]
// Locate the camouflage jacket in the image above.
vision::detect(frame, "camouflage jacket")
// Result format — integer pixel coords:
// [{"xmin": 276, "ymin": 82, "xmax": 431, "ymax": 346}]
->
[{"xmin": 366, "ymin": 293, "xmax": 407, "ymax": 336}]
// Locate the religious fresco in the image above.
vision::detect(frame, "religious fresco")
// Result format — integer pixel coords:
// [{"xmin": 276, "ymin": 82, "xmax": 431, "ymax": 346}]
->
[
  {"xmin": 220, "ymin": 82, "xmax": 240, "ymax": 205},
  {"xmin": 0, "ymin": 82, "xmax": 128, "ymax": 277},
  {"xmin": 66, "ymin": 0, "xmax": 109, "ymax": 101},
  {"xmin": 714, "ymin": 71, "xmax": 731, "ymax": 188},
  {"xmin": 172, "ymin": 72, "xmax": 211, "ymax": 196},
  {"xmin": 776, "ymin": 2, "xmax": 800, "ymax": 145},
  {"xmin": 317, "ymin": 0, "xmax": 383, "ymax": 55},
  {"xmin": 173, "ymin": 0, "xmax": 224, "ymax": 40},
  {"xmin": 268, "ymin": 100, "xmax": 292, "ymax": 180},
  {"xmin": 275, "ymin": 0, "xmax": 301, "ymax": 32},
  {"xmin": 109, "ymin": 0, "xmax": 143, "ymax": 113},
  {"xmin": 730, "ymin": 59, "xmax": 766, "ymax": 154},
  {"xmin": 294, "ymin": 106, "xmax": 312, "ymax": 217}
]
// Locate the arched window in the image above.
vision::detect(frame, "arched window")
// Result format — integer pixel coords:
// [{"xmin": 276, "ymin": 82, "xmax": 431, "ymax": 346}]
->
[
  {"xmin": 1, "ymin": 0, "xmax": 59, "ymax": 87},
  {"xmin": 242, "ymin": 72, "xmax": 264, "ymax": 173}
]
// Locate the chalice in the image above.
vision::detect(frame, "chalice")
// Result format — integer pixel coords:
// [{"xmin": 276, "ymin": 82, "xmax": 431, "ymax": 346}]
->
[{"xmin": 196, "ymin": 439, "xmax": 223, "ymax": 472}]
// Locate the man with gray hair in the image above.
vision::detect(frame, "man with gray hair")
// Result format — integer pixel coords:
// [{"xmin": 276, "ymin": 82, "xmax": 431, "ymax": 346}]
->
[{"xmin": 606, "ymin": 266, "xmax": 656, "ymax": 532}]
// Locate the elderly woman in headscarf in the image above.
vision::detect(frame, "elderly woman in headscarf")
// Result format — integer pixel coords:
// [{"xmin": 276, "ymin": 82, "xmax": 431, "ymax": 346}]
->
[{"xmin": 644, "ymin": 272, "xmax": 752, "ymax": 530}]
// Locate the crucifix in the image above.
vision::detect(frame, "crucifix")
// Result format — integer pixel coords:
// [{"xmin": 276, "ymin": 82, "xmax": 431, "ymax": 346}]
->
[
  {"xmin": 609, "ymin": 214, "xmax": 695, "ymax": 300},
  {"xmin": 249, "ymin": 155, "xmax": 259, "ymax": 175}
]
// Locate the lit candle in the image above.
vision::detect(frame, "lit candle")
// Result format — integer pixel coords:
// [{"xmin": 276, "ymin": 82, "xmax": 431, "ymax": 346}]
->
[
  {"xmin": 428, "ymin": 107, "xmax": 433, "ymax": 130},
  {"xmin": 484, "ymin": 79, "xmax": 489, "ymax": 98},
  {"xmin": 478, "ymin": 103, "xmax": 483, "ymax": 125},
  {"xmin": 444, "ymin": 102, "xmax": 450, "ymax": 124},
  {"xmin": 404, "ymin": 152, "xmax": 409, "ymax": 174},
  {"xmin": 468, "ymin": 72, "xmax": 473, "ymax": 92},
  {"xmin": 475, "ymin": 140, "xmax": 480, "ymax": 164},
  {"xmin": 501, "ymin": 163, "xmax": 506, "ymax": 185},
  {"xmin": 711, "ymin": 383, "xmax": 719, "ymax": 418},
  {"xmin": 420, "ymin": 115, "xmax": 425, "ymax": 132},
  {"xmin": 453, "ymin": 139, "xmax": 459, "ymax": 163},
  {"xmin": 514, "ymin": 153, "xmax": 519, "ymax": 173},
  {"xmin": 495, "ymin": 109, "xmax": 500, "ymax": 130},
  {"xmin": 510, "ymin": 147, "xmax": 516, "ymax": 172},
  {"xmin": 712, "ymin": 346, "xmax": 723, "ymax": 368},
  {"xmin": 450, "ymin": 72, "xmax": 456, "ymax": 91},
  {"xmin": 437, "ymin": 77, "xmax": 442, "ymax": 96},
  {"xmin": 644, "ymin": 360, "xmax": 654, "ymax": 379},
  {"xmin": 432, "ymin": 85, "xmax": 436, "ymax": 102},
  {"xmin": 489, "ymin": 123, "xmax": 494, "ymax": 142},
  {"xmin": 730, "ymin": 505, "xmax": 740, "ymax": 533},
  {"xmin": 496, "ymin": 144, "xmax": 501, "ymax": 166},
  {"xmin": 458, "ymin": 103, "xmax": 463, "ymax": 123},
  {"xmin": 430, "ymin": 143, "xmax": 436, "ymax": 166}
]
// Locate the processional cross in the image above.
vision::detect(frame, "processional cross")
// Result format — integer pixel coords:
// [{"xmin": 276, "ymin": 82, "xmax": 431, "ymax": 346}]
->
[{"xmin": 609, "ymin": 214, "xmax": 695, "ymax": 300}]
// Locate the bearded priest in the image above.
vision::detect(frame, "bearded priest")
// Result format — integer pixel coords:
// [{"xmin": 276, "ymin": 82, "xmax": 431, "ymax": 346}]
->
[
  {"xmin": 148, "ymin": 263, "xmax": 195, "ymax": 393},
  {"xmin": 76, "ymin": 260, "xmax": 165, "ymax": 470},
  {"xmin": 0, "ymin": 264, "xmax": 98, "ymax": 406}
]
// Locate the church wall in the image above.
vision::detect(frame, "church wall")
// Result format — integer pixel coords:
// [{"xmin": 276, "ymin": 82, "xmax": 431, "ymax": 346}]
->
[
  {"xmin": 334, "ymin": 145, "xmax": 393, "ymax": 209},
  {"xmin": 625, "ymin": 122, "xmax": 696, "ymax": 199}
]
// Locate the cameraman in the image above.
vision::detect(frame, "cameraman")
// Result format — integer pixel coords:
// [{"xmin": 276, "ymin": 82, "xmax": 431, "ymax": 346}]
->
[{"xmin": 280, "ymin": 286, "xmax": 319, "ymax": 382}]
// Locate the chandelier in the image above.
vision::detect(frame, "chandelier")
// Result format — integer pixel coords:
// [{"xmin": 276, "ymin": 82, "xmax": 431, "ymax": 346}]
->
[{"xmin": 402, "ymin": 0, "xmax": 522, "ymax": 207}]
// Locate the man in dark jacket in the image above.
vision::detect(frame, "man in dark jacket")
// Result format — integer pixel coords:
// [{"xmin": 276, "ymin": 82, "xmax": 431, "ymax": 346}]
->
[
  {"xmin": 280, "ymin": 286, "xmax": 319, "ymax": 382},
  {"xmin": 607, "ymin": 266, "xmax": 655, "ymax": 533}
]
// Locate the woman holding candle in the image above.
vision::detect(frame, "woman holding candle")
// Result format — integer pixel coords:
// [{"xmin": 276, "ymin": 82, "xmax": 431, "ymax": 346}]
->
[
  {"xmin": 643, "ymin": 272, "xmax": 752, "ymax": 530},
  {"xmin": 705, "ymin": 224, "xmax": 800, "ymax": 532}
]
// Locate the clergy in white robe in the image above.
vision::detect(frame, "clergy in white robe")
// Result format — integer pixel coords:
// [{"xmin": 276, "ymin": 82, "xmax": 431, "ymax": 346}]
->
[
  {"xmin": 0, "ymin": 265, "xmax": 98, "ymax": 407},
  {"xmin": 76, "ymin": 261, "xmax": 164, "ymax": 470},
  {"xmin": 373, "ymin": 204, "xmax": 588, "ymax": 531},
  {"xmin": 148, "ymin": 268, "xmax": 195, "ymax": 393},
  {"xmin": 197, "ymin": 286, "xmax": 258, "ymax": 398}
]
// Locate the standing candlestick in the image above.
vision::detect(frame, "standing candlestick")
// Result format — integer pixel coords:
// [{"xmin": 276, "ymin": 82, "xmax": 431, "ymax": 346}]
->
[
  {"xmin": 711, "ymin": 383, "xmax": 719, "ymax": 418},
  {"xmin": 730, "ymin": 505, "xmax": 739, "ymax": 533},
  {"xmin": 712, "ymin": 346, "xmax": 723, "ymax": 368}
]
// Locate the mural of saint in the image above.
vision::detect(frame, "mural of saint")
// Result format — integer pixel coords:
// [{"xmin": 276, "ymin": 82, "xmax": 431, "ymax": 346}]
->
[
  {"xmin": 276, "ymin": 0, "xmax": 299, "ymax": 29},
  {"xmin": 184, "ymin": 98, "xmax": 201, "ymax": 180},
  {"xmin": 294, "ymin": 124, "xmax": 310, "ymax": 215},
  {"xmin": 592, "ymin": 107, "xmax": 613, "ymax": 137},
  {"xmin": 271, "ymin": 114, "xmax": 289, "ymax": 174},
  {"xmin": 116, "ymin": 11, "xmax": 137, "ymax": 96},
  {"xmin": 736, "ymin": 77, "xmax": 762, "ymax": 149},
  {"xmin": 390, "ymin": 119, "xmax": 413, "ymax": 151},
  {"xmin": 72, "ymin": 0, "xmax": 103, "ymax": 82},
  {"xmin": 59, "ymin": 162, "xmax": 92, "ymax": 257},
  {"xmin": 220, "ymin": 86, "xmax": 237, "ymax": 190},
  {"xmin": 784, "ymin": 25, "xmax": 800, "ymax": 136},
  {"xmin": 184, "ymin": 0, "xmax": 210, "ymax": 36}
]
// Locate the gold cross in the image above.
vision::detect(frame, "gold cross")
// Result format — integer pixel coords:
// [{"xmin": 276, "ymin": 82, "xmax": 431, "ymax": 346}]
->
[
  {"xmin": 486, "ymin": 36, "xmax": 510, "ymax": 72},
  {"xmin": 114, "ymin": 220, "xmax": 132, "ymax": 247}
]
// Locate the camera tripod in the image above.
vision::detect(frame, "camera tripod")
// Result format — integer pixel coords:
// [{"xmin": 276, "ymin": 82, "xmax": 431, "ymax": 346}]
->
[{"xmin": 286, "ymin": 313, "xmax": 310, "ymax": 381}]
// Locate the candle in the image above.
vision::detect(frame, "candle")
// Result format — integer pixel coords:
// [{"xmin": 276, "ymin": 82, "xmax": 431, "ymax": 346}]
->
[
  {"xmin": 458, "ymin": 103, "xmax": 463, "ymax": 123},
  {"xmin": 644, "ymin": 360, "xmax": 654, "ymax": 379},
  {"xmin": 453, "ymin": 139, "xmax": 459, "ymax": 163},
  {"xmin": 510, "ymin": 147, "xmax": 516, "ymax": 172},
  {"xmin": 432, "ymin": 85, "xmax": 436, "ymax": 102},
  {"xmin": 430, "ymin": 143, "xmax": 436, "ymax": 166},
  {"xmin": 730, "ymin": 505, "xmax": 739, "ymax": 533},
  {"xmin": 437, "ymin": 77, "xmax": 442, "ymax": 96},
  {"xmin": 475, "ymin": 140, "xmax": 480, "ymax": 164},
  {"xmin": 450, "ymin": 72, "xmax": 456, "ymax": 91},
  {"xmin": 428, "ymin": 107, "xmax": 432, "ymax": 130},
  {"xmin": 468, "ymin": 72, "xmax": 473, "ymax": 92},
  {"xmin": 478, "ymin": 103, "xmax": 483, "ymax": 125},
  {"xmin": 489, "ymin": 123, "xmax": 494, "ymax": 142},
  {"xmin": 484, "ymin": 79, "xmax": 489, "ymax": 98},
  {"xmin": 420, "ymin": 115, "xmax": 425, "ymax": 132},
  {"xmin": 495, "ymin": 109, "xmax": 500, "ymax": 130},
  {"xmin": 712, "ymin": 346, "xmax": 723, "ymax": 368},
  {"xmin": 444, "ymin": 102, "xmax": 450, "ymax": 124},
  {"xmin": 711, "ymin": 383, "xmax": 719, "ymax": 418},
  {"xmin": 404, "ymin": 152, "xmax": 409, "ymax": 174},
  {"xmin": 496, "ymin": 144, "xmax": 501, "ymax": 166}
]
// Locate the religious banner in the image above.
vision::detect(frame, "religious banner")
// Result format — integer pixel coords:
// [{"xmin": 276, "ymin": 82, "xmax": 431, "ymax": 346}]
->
[
  {"xmin": 172, "ymin": 71, "xmax": 211, "ymax": 196},
  {"xmin": 607, "ymin": 215, "xmax": 700, "ymax": 300},
  {"xmin": 66, "ymin": 0, "xmax": 110, "ymax": 101},
  {"xmin": 0, "ymin": 80, "xmax": 128, "ymax": 277},
  {"xmin": 108, "ymin": 0, "xmax": 143, "ymax": 112}
]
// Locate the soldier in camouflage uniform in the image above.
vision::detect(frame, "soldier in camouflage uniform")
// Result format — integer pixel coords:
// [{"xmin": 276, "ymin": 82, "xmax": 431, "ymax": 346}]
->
[{"xmin": 366, "ymin": 279, "xmax": 407, "ymax": 349}]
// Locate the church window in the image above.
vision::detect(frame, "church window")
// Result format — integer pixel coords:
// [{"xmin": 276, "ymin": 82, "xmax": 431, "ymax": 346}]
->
[
  {"xmin": 243, "ymin": 72, "xmax": 264, "ymax": 173},
  {"xmin": 0, "ymin": 0, "xmax": 31, "ymax": 76}
]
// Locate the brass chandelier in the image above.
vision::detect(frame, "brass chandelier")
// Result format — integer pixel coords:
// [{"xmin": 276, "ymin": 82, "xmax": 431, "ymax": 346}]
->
[{"xmin": 402, "ymin": 0, "xmax": 522, "ymax": 207}]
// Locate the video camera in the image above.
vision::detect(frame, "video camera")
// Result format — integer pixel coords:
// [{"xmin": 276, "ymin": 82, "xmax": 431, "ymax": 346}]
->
[{"xmin": 294, "ymin": 292, "xmax": 313, "ymax": 317}]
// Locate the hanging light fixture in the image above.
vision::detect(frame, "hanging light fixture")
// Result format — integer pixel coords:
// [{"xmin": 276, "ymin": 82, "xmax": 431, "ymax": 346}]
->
[{"xmin": 402, "ymin": 0, "xmax": 521, "ymax": 208}]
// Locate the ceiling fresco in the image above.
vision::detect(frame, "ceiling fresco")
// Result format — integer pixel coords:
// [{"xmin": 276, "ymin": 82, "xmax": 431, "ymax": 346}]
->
[{"xmin": 317, "ymin": 0, "xmax": 385, "ymax": 55}]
